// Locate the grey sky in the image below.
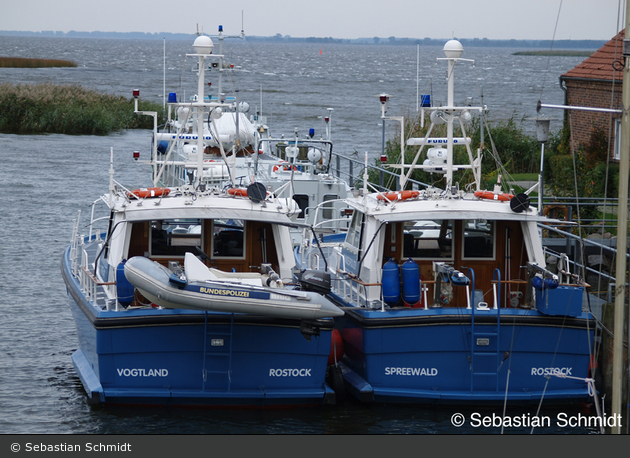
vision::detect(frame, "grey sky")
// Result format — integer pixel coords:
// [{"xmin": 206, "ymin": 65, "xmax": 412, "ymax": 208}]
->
[{"xmin": 1, "ymin": 0, "xmax": 624, "ymax": 41}]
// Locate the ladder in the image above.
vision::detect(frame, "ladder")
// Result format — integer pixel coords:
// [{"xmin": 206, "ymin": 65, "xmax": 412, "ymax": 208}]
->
[
  {"xmin": 469, "ymin": 268, "xmax": 502, "ymax": 393},
  {"xmin": 202, "ymin": 312, "xmax": 234, "ymax": 391}
]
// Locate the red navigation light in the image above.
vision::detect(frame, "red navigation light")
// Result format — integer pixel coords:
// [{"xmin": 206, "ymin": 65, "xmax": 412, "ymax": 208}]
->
[
  {"xmin": 133, "ymin": 151, "xmax": 140, "ymax": 161},
  {"xmin": 380, "ymin": 154, "xmax": 387, "ymax": 162},
  {"xmin": 325, "ymin": 117, "xmax": 329, "ymax": 123},
  {"xmin": 380, "ymin": 95, "xmax": 388, "ymax": 103},
  {"xmin": 133, "ymin": 89, "xmax": 140, "ymax": 98}
]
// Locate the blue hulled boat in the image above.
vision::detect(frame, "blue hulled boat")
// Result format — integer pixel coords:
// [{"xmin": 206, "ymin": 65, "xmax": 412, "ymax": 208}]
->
[
  {"xmin": 61, "ymin": 35, "xmax": 345, "ymax": 407},
  {"xmin": 295, "ymin": 40, "xmax": 599, "ymax": 405}
]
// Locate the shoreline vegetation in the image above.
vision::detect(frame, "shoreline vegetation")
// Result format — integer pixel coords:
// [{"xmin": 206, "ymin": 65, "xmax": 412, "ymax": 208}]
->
[
  {"xmin": 0, "ymin": 82, "xmax": 162, "ymax": 135},
  {"xmin": 512, "ymin": 50, "xmax": 593, "ymax": 57},
  {"xmin": 0, "ymin": 56, "xmax": 77, "ymax": 68},
  {"xmin": 0, "ymin": 30, "xmax": 607, "ymax": 49}
]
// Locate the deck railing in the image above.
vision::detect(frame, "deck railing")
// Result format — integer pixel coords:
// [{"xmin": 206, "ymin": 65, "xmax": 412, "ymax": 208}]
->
[{"xmin": 70, "ymin": 205, "xmax": 117, "ymax": 311}]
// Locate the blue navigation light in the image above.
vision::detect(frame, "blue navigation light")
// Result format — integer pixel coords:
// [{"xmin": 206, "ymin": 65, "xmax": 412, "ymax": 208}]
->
[
  {"xmin": 309, "ymin": 128, "xmax": 315, "ymax": 138},
  {"xmin": 421, "ymin": 94, "xmax": 431, "ymax": 107},
  {"xmin": 219, "ymin": 25, "xmax": 223, "ymax": 32},
  {"xmin": 168, "ymin": 92, "xmax": 177, "ymax": 103}
]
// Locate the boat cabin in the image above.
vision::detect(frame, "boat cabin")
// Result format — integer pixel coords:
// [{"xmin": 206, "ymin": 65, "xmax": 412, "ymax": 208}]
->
[
  {"xmin": 380, "ymin": 217, "xmax": 529, "ymax": 308},
  {"xmin": 126, "ymin": 218, "xmax": 281, "ymax": 275},
  {"xmin": 334, "ymin": 198, "xmax": 545, "ymax": 310},
  {"xmin": 95, "ymin": 192, "xmax": 299, "ymax": 310}
]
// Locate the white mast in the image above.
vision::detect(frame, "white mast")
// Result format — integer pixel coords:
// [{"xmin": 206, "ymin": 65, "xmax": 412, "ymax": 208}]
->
[
  {"xmin": 442, "ymin": 39, "xmax": 463, "ymax": 189},
  {"xmin": 191, "ymin": 35, "xmax": 214, "ymax": 187}
]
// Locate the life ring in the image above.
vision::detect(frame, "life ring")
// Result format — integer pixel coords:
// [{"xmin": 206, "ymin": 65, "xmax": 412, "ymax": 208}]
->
[
  {"xmin": 474, "ymin": 190, "xmax": 514, "ymax": 202},
  {"xmin": 272, "ymin": 163, "xmax": 299, "ymax": 172},
  {"xmin": 227, "ymin": 187, "xmax": 248, "ymax": 197},
  {"xmin": 377, "ymin": 190, "xmax": 421, "ymax": 201},
  {"xmin": 127, "ymin": 187, "xmax": 170, "ymax": 198},
  {"xmin": 542, "ymin": 205, "xmax": 568, "ymax": 221}
]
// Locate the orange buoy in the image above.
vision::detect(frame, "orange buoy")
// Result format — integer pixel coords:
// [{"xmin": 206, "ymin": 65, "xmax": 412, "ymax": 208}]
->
[
  {"xmin": 127, "ymin": 187, "xmax": 170, "ymax": 198},
  {"xmin": 474, "ymin": 190, "xmax": 514, "ymax": 202},
  {"xmin": 376, "ymin": 190, "xmax": 421, "ymax": 201},
  {"xmin": 227, "ymin": 187, "xmax": 248, "ymax": 197}
]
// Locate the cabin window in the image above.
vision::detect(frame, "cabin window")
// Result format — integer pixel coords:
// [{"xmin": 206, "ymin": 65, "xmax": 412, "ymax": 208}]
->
[
  {"xmin": 322, "ymin": 194, "xmax": 338, "ymax": 219},
  {"xmin": 345, "ymin": 210, "xmax": 364, "ymax": 251},
  {"xmin": 293, "ymin": 194, "xmax": 309, "ymax": 219},
  {"xmin": 150, "ymin": 219, "xmax": 202, "ymax": 257},
  {"xmin": 211, "ymin": 219, "xmax": 246, "ymax": 259},
  {"xmin": 462, "ymin": 220, "xmax": 495, "ymax": 259},
  {"xmin": 402, "ymin": 219, "xmax": 453, "ymax": 259}
]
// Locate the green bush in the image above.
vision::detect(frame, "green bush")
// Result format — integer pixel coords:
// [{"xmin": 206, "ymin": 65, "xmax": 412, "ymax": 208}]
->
[
  {"xmin": 546, "ymin": 125, "xmax": 620, "ymax": 199},
  {"xmin": 0, "ymin": 82, "xmax": 163, "ymax": 135}
]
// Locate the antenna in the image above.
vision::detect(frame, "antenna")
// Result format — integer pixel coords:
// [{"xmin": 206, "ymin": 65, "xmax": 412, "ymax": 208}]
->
[
  {"xmin": 416, "ymin": 44, "xmax": 419, "ymax": 112},
  {"xmin": 163, "ymin": 38, "xmax": 166, "ymax": 111}
]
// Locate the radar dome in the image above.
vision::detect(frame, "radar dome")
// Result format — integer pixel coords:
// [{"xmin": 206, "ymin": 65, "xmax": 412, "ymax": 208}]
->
[
  {"xmin": 193, "ymin": 35, "xmax": 214, "ymax": 54},
  {"xmin": 443, "ymin": 39, "xmax": 463, "ymax": 59}
]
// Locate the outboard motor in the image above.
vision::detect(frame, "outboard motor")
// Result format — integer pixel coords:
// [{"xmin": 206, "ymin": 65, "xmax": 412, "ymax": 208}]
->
[{"xmin": 295, "ymin": 269, "xmax": 331, "ymax": 294}]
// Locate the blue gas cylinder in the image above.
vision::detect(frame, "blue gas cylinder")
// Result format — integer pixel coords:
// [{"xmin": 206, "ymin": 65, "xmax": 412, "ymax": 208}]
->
[
  {"xmin": 116, "ymin": 260, "xmax": 135, "ymax": 307},
  {"xmin": 382, "ymin": 258, "xmax": 400, "ymax": 306},
  {"xmin": 401, "ymin": 258, "xmax": 420, "ymax": 307}
]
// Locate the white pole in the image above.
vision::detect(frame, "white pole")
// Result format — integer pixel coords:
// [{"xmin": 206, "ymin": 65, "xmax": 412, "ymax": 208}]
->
[
  {"xmin": 163, "ymin": 38, "xmax": 166, "ymax": 111},
  {"xmin": 538, "ymin": 142, "xmax": 545, "ymax": 213},
  {"xmin": 611, "ymin": 1, "xmax": 630, "ymax": 434},
  {"xmin": 446, "ymin": 57, "xmax": 455, "ymax": 188},
  {"xmin": 416, "ymin": 44, "xmax": 420, "ymax": 113},
  {"xmin": 196, "ymin": 55, "xmax": 206, "ymax": 186}
]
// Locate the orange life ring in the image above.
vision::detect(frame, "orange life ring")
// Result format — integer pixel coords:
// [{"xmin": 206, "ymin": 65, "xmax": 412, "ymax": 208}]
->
[
  {"xmin": 474, "ymin": 190, "xmax": 514, "ymax": 202},
  {"xmin": 272, "ymin": 162, "xmax": 286, "ymax": 172},
  {"xmin": 272, "ymin": 163, "xmax": 299, "ymax": 172},
  {"xmin": 542, "ymin": 205, "xmax": 568, "ymax": 221},
  {"xmin": 377, "ymin": 190, "xmax": 421, "ymax": 201},
  {"xmin": 127, "ymin": 187, "xmax": 170, "ymax": 198},
  {"xmin": 227, "ymin": 187, "xmax": 248, "ymax": 197}
]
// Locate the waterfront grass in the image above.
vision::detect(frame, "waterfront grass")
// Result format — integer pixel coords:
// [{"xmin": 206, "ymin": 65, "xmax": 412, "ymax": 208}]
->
[
  {"xmin": 0, "ymin": 82, "xmax": 163, "ymax": 135},
  {"xmin": 0, "ymin": 57, "xmax": 78, "ymax": 68},
  {"xmin": 512, "ymin": 50, "xmax": 593, "ymax": 57}
]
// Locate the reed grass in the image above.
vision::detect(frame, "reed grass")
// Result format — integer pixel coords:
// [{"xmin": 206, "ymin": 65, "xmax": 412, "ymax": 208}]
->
[
  {"xmin": 0, "ymin": 57, "xmax": 78, "ymax": 68},
  {"xmin": 512, "ymin": 51, "xmax": 593, "ymax": 57},
  {"xmin": 0, "ymin": 82, "xmax": 163, "ymax": 135}
]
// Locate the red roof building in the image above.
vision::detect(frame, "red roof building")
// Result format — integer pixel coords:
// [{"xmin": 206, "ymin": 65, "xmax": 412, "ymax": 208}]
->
[{"xmin": 560, "ymin": 30, "xmax": 625, "ymax": 159}]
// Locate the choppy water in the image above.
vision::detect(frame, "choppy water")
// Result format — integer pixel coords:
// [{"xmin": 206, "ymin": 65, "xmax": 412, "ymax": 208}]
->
[{"xmin": 0, "ymin": 35, "xmax": 602, "ymax": 435}]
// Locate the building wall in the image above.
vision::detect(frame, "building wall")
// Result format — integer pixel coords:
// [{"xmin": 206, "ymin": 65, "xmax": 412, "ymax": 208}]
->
[{"xmin": 563, "ymin": 79, "xmax": 622, "ymax": 159}]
